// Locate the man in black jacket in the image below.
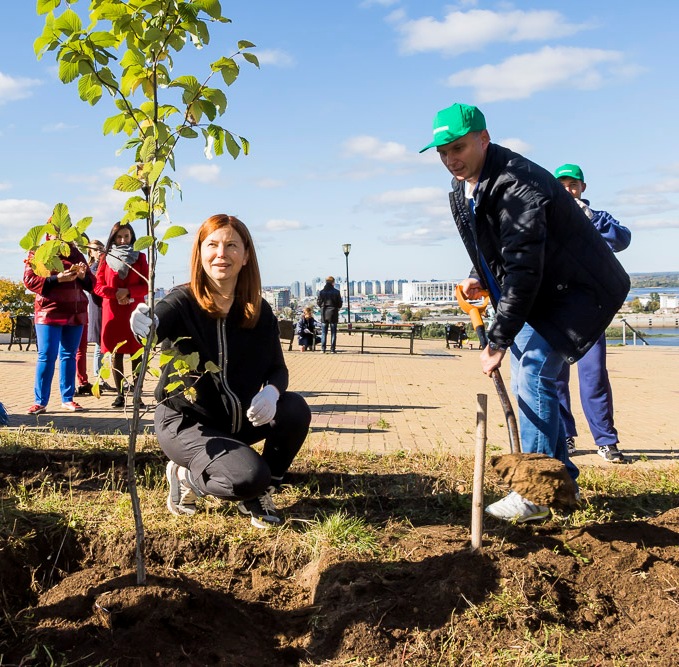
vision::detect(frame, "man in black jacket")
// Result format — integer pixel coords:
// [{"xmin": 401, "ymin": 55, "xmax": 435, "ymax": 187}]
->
[
  {"xmin": 317, "ymin": 276, "xmax": 343, "ymax": 353},
  {"xmin": 421, "ymin": 103, "xmax": 629, "ymax": 522}
]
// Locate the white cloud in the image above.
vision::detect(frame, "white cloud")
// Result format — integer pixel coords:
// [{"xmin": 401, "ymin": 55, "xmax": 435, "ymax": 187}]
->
[
  {"xmin": 369, "ymin": 186, "xmax": 446, "ymax": 205},
  {"xmin": 183, "ymin": 164, "xmax": 221, "ymax": 184},
  {"xmin": 0, "ymin": 72, "xmax": 41, "ymax": 106},
  {"xmin": 42, "ymin": 122, "xmax": 77, "ymax": 133},
  {"xmin": 256, "ymin": 178, "xmax": 285, "ymax": 189},
  {"xmin": 360, "ymin": 0, "xmax": 400, "ymax": 8},
  {"xmin": 0, "ymin": 182, "xmax": 11, "ymax": 191},
  {"xmin": 256, "ymin": 49, "xmax": 295, "ymax": 68},
  {"xmin": 628, "ymin": 216, "xmax": 679, "ymax": 230},
  {"xmin": 264, "ymin": 218, "xmax": 305, "ymax": 231},
  {"xmin": 381, "ymin": 222, "xmax": 457, "ymax": 246},
  {"xmin": 343, "ymin": 135, "xmax": 441, "ymax": 165},
  {"xmin": 613, "ymin": 188, "xmax": 679, "ymax": 229},
  {"xmin": 0, "ymin": 199, "xmax": 52, "ymax": 233},
  {"xmin": 498, "ymin": 137, "xmax": 532, "ymax": 155},
  {"xmin": 343, "ymin": 135, "xmax": 413, "ymax": 162},
  {"xmin": 448, "ymin": 46, "xmax": 626, "ymax": 102},
  {"xmin": 650, "ymin": 178, "xmax": 679, "ymax": 195},
  {"xmin": 396, "ymin": 9, "xmax": 588, "ymax": 56}
]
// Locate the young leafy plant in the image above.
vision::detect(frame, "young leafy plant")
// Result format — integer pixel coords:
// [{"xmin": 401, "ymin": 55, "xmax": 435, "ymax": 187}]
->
[{"xmin": 30, "ymin": 0, "xmax": 259, "ymax": 584}]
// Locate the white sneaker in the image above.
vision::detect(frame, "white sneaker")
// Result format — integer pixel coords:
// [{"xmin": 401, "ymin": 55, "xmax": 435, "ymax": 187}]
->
[
  {"xmin": 237, "ymin": 486, "xmax": 281, "ymax": 529},
  {"xmin": 485, "ymin": 491, "xmax": 550, "ymax": 523},
  {"xmin": 166, "ymin": 461, "xmax": 199, "ymax": 516}
]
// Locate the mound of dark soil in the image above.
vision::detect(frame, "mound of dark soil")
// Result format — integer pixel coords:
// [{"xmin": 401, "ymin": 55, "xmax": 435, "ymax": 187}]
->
[{"xmin": 1, "ymin": 447, "xmax": 678, "ymax": 666}]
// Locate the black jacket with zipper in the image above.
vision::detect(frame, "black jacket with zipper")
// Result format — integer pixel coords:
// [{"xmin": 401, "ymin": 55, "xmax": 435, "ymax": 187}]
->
[
  {"xmin": 449, "ymin": 142, "xmax": 630, "ymax": 363},
  {"xmin": 153, "ymin": 285, "xmax": 288, "ymax": 432}
]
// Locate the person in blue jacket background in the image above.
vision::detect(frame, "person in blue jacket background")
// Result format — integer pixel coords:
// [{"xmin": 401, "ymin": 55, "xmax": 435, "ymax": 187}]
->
[{"xmin": 553, "ymin": 164, "xmax": 631, "ymax": 463}]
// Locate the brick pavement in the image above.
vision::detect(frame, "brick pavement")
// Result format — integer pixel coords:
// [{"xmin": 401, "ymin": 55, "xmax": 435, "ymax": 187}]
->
[{"xmin": 1, "ymin": 333, "xmax": 677, "ymax": 468}]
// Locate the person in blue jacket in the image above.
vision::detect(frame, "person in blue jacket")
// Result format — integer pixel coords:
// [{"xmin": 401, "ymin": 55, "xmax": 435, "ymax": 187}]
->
[
  {"xmin": 553, "ymin": 164, "xmax": 631, "ymax": 463},
  {"xmin": 296, "ymin": 306, "xmax": 318, "ymax": 351}
]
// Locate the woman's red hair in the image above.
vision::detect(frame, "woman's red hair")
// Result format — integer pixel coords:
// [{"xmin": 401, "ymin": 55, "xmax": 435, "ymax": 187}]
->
[{"xmin": 189, "ymin": 214, "xmax": 262, "ymax": 327}]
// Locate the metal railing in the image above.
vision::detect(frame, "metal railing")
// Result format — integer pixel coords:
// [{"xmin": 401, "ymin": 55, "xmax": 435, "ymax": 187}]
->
[{"xmin": 619, "ymin": 318, "xmax": 650, "ymax": 346}]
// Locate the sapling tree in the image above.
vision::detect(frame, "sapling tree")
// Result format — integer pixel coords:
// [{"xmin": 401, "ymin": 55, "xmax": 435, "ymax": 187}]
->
[{"xmin": 26, "ymin": 0, "xmax": 259, "ymax": 584}]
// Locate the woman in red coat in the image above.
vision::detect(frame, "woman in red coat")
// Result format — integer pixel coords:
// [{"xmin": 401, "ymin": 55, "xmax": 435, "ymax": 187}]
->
[{"xmin": 94, "ymin": 222, "xmax": 149, "ymax": 408}]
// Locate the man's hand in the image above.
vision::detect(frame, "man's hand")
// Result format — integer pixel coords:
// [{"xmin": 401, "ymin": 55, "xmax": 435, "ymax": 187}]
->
[
  {"xmin": 247, "ymin": 385, "xmax": 280, "ymax": 427},
  {"xmin": 480, "ymin": 346, "xmax": 505, "ymax": 375},
  {"xmin": 458, "ymin": 277, "xmax": 485, "ymax": 300},
  {"xmin": 130, "ymin": 303, "xmax": 157, "ymax": 338}
]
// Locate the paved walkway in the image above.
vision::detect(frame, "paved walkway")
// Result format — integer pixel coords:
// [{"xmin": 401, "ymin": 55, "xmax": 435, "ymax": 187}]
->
[{"xmin": 1, "ymin": 333, "xmax": 678, "ymax": 468}]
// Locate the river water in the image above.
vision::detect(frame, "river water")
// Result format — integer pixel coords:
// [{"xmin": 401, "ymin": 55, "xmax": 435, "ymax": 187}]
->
[
  {"xmin": 617, "ymin": 286, "xmax": 679, "ymax": 345},
  {"xmin": 626, "ymin": 287, "xmax": 679, "ymax": 301},
  {"xmin": 608, "ymin": 326, "xmax": 679, "ymax": 347}
]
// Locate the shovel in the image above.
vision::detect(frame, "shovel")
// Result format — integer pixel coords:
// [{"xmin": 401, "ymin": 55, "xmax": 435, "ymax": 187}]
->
[
  {"xmin": 455, "ymin": 285, "xmax": 578, "ymax": 509},
  {"xmin": 455, "ymin": 285, "xmax": 520, "ymax": 454}
]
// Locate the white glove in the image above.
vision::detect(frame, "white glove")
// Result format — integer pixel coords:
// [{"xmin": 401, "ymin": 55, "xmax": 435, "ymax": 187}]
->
[
  {"xmin": 247, "ymin": 384, "xmax": 280, "ymax": 427},
  {"xmin": 130, "ymin": 303, "xmax": 158, "ymax": 338},
  {"xmin": 576, "ymin": 198, "xmax": 594, "ymax": 220},
  {"xmin": 304, "ymin": 328, "xmax": 312, "ymax": 334}
]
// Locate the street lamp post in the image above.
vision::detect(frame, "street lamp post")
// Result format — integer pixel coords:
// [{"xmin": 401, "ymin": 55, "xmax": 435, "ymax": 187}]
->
[{"xmin": 342, "ymin": 243, "xmax": 351, "ymax": 333}]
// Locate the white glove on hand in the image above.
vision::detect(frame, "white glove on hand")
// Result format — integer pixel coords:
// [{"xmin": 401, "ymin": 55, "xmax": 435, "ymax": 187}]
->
[
  {"xmin": 576, "ymin": 198, "xmax": 594, "ymax": 220},
  {"xmin": 130, "ymin": 303, "xmax": 158, "ymax": 338},
  {"xmin": 304, "ymin": 328, "xmax": 312, "ymax": 334},
  {"xmin": 247, "ymin": 385, "xmax": 280, "ymax": 427}
]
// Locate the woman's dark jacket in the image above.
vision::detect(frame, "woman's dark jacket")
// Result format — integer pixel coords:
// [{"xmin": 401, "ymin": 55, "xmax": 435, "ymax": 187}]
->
[
  {"xmin": 296, "ymin": 315, "xmax": 317, "ymax": 344},
  {"xmin": 23, "ymin": 246, "xmax": 94, "ymax": 326},
  {"xmin": 449, "ymin": 143, "xmax": 630, "ymax": 363},
  {"xmin": 153, "ymin": 285, "xmax": 288, "ymax": 433}
]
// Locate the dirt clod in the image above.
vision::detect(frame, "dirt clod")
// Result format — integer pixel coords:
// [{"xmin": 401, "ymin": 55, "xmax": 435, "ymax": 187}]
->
[{"xmin": 490, "ymin": 452, "xmax": 578, "ymax": 507}]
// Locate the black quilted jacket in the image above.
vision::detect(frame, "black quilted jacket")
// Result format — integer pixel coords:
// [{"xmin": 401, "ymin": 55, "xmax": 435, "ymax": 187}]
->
[{"xmin": 449, "ymin": 143, "xmax": 630, "ymax": 363}]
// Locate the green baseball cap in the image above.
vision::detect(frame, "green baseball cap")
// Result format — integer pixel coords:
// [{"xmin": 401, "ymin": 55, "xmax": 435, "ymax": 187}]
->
[
  {"xmin": 420, "ymin": 103, "xmax": 486, "ymax": 153},
  {"xmin": 554, "ymin": 163, "xmax": 584, "ymax": 181}
]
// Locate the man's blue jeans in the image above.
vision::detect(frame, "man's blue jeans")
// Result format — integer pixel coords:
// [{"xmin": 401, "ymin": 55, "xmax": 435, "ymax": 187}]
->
[
  {"xmin": 321, "ymin": 322, "xmax": 337, "ymax": 352},
  {"xmin": 510, "ymin": 323, "xmax": 578, "ymax": 483},
  {"xmin": 34, "ymin": 323, "xmax": 83, "ymax": 406}
]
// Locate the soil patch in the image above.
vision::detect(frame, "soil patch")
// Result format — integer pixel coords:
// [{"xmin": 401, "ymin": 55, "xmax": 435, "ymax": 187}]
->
[{"xmin": 1, "ymin": 448, "xmax": 678, "ymax": 666}]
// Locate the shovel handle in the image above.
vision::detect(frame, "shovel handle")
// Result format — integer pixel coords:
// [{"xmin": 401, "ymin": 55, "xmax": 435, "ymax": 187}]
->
[
  {"xmin": 455, "ymin": 284, "xmax": 521, "ymax": 454},
  {"xmin": 455, "ymin": 284, "xmax": 489, "ymax": 331}
]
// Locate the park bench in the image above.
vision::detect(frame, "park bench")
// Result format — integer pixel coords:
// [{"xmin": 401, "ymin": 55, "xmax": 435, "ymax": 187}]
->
[
  {"xmin": 339, "ymin": 324, "xmax": 420, "ymax": 354},
  {"xmin": 278, "ymin": 319, "xmax": 295, "ymax": 351},
  {"xmin": 9, "ymin": 315, "xmax": 36, "ymax": 351}
]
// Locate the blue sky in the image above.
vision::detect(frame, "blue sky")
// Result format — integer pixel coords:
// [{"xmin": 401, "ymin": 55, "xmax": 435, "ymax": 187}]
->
[{"xmin": 1, "ymin": 1, "xmax": 678, "ymax": 290}]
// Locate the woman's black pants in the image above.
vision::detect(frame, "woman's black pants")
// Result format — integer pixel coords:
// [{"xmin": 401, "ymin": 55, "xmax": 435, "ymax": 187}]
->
[{"xmin": 155, "ymin": 391, "xmax": 311, "ymax": 501}]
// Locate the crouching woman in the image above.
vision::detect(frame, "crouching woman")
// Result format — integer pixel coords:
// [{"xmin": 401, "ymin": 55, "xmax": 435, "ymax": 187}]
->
[{"xmin": 131, "ymin": 214, "xmax": 311, "ymax": 528}]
